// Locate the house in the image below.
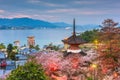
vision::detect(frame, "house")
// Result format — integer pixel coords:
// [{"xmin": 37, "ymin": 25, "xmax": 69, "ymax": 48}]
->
[
  {"xmin": 0, "ymin": 52, "xmax": 6, "ymax": 61},
  {"xmin": 15, "ymin": 54, "xmax": 27, "ymax": 68},
  {"xmin": 19, "ymin": 46, "xmax": 38, "ymax": 54},
  {"xmin": 15, "ymin": 54, "xmax": 27, "ymax": 60},
  {"xmin": 0, "ymin": 52, "xmax": 7, "ymax": 68},
  {"xmin": 30, "ymin": 49, "xmax": 37, "ymax": 54},
  {"xmin": 19, "ymin": 47, "xmax": 30, "ymax": 54}
]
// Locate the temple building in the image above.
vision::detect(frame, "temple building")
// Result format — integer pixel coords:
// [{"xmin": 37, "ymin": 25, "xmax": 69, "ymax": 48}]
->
[
  {"xmin": 62, "ymin": 19, "xmax": 86, "ymax": 56},
  {"xmin": 27, "ymin": 36, "xmax": 35, "ymax": 47},
  {"xmin": 63, "ymin": 38, "xmax": 69, "ymax": 50}
]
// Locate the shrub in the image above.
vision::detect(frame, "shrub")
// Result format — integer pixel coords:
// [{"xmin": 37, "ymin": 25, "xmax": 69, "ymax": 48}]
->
[{"xmin": 6, "ymin": 61, "xmax": 49, "ymax": 80}]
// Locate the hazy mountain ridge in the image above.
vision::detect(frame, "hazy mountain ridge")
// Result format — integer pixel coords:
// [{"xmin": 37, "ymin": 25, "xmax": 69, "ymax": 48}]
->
[
  {"xmin": 0, "ymin": 17, "xmax": 58, "ymax": 29},
  {"xmin": 0, "ymin": 17, "xmax": 100, "ymax": 30},
  {"xmin": 53, "ymin": 22, "xmax": 71, "ymax": 27}
]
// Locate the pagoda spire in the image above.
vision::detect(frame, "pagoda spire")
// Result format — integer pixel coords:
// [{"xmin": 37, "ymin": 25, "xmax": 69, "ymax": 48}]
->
[{"xmin": 73, "ymin": 18, "xmax": 76, "ymax": 35}]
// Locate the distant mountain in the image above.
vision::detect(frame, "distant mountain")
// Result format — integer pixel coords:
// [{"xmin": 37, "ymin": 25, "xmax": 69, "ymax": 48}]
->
[
  {"xmin": 0, "ymin": 17, "xmax": 58, "ymax": 29},
  {"xmin": 53, "ymin": 22, "xmax": 71, "ymax": 27},
  {"xmin": 53, "ymin": 22, "xmax": 100, "ymax": 31},
  {"xmin": 0, "ymin": 17, "xmax": 100, "ymax": 31}
]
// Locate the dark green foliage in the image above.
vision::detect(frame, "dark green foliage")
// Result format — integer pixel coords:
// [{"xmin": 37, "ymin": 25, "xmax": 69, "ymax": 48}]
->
[
  {"xmin": 13, "ymin": 46, "xmax": 18, "ymax": 50},
  {"xmin": 29, "ymin": 45, "xmax": 34, "ymax": 49},
  {"xmin": 6, "ymin": 61, "xmax": 49, "ymax": 80},
  {"xmin": 80, "ymin": 29, "xmax": 99, "ymax": 42},
  {"xmin": 7, "ymin": 44, "xmax": 13, "ymax": 53},
  {"xmin": 87, "ymin": 77, "xmax": 93, "ymax": 80},
  {"xmin": 34, "ymin": 45, "xmax": 40, "ymax": 50},
  {"xmin": 29, "ymin": 44, "xmax": 40, "ymax": 50},
  {"xmin": 7, "ymin": 44, "xmax": 18, "ymax": 60},
  {"xmin": 52, "ymin": 45, "xmax": 61, "ymax": 51},
  {"xmin": 0, "ymin": 43, "xmax": 6, "ymax": 49},
  {"xmin": 7, "ymin": 44, "xmax": 13, "ymax": 59},
  {"xmin": 9, "ymin": 52, "xmax": 17, "ymax": 60},
  {"xmin": 45, "ymin": 43, "xmax": 61, "ymax": 51}
]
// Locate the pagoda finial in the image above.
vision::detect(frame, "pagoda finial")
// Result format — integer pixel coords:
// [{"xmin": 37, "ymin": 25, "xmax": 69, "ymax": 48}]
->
[{"xmin": 73, "ymin": 18, "xmax": 76, "ymax": 35}]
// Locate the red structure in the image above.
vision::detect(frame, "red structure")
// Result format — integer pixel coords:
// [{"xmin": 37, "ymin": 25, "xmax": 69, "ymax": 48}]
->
[{"xmin": 62, "ymin": 19, "xmax": 86, "ymax": 56}]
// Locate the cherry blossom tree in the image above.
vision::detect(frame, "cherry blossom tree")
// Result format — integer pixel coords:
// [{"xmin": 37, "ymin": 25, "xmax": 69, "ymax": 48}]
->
[
  {"xmin": 31, "ymin": 51, "xmax": 92, "ymax": 80},
  {"xmin": 97, "ymin": 19, "xmax": 120, "ymax": 79}
]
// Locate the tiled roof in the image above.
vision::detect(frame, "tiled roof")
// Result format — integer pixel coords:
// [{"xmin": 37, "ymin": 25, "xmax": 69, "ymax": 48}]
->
[{"xmin": 62, "ymin": 35, "xmax": 86, "ymax": 44}]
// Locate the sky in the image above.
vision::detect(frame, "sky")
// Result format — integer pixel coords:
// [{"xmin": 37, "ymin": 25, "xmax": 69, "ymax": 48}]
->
[{"xmin": 0, "ymin": 0, "xmax": 120, "ymax": 25}]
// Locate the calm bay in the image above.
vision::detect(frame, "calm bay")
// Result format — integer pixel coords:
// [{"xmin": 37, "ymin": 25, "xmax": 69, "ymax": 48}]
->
[{"xmin": 0, "ymin": 29, "xmax": 79, "ymax": 48}]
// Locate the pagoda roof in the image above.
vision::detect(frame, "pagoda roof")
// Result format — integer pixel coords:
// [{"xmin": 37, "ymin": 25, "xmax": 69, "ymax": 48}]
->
[
  {"xmin": 62, "ymin": 35, "xmax": 86, "ymax": 44},
  {"xmin": 27, "ymin": 36, "xmax": 34, "ymax": 38}
]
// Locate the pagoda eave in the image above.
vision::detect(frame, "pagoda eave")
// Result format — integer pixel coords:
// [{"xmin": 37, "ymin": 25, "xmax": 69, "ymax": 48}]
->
[{"xmin": 62, "ymin": 41, "xmax": 84, "ymax": 45}]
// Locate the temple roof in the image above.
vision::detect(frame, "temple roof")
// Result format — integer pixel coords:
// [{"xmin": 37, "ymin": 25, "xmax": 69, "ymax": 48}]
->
[
  {"xmin": 27, "ymin": 36, "xmax": 34, "ymax": 38},
  {"xmin": 62, "ymin": 35, "xmax": 85, "ymax": 44},
  {"xmin": 62, "ymin": 19, "xmax": 86, "ymax": 45}
]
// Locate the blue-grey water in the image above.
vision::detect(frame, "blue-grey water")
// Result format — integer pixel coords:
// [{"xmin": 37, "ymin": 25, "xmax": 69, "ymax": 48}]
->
[{"xmin": 0, "ymin": 29, "xmax": 81, "ymax": 48}]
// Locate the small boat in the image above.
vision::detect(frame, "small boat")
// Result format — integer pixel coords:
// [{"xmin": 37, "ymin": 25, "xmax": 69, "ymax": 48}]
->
[{"xmin": 65, "ymin": 27, "xmax": 71, "ymax": 30}]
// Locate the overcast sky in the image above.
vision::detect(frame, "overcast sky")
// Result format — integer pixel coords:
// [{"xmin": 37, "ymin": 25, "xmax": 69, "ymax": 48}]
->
[{"xmin": 0, "ymin": 0, "xmax": 120, "ymax": 25}]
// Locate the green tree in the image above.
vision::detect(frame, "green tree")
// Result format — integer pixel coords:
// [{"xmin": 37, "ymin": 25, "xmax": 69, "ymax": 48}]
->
[
  {"xmin": 13, "ymin": 46, "xmax": 18, "ymax": 50},
  {"xmin": 9, "ymin": 52, "xmax": 17, "ymax": 60},
  {"xmin": 7, "ymin": 44, "xmax": 13, "ymax": 59},
  {"xmin": 98, "ymin": 19, "xmax": 120, "ymax": 72},
  {"xmin": 6, "ymin": 61, "xmax": 49, "ymax": 80},
  {"xmin": 45, "ymin": 43, "xmax": 61, "ymax": 51},
  {"xmin": 53, "ymin": 45, "xmax": 61, "ymax": 51},
  {"xmin": 34, "ymin": 45, "xmax": 40, "ymax": 50},
  {"xmin": 87, "ymin": 77, "xmax": 93, "ymax": 80},
  {"xmin": 29, "ymin": 44, "xmax": 40, "ymax": 51},
  {"xmin": 0, "ymin": 43, "xmax": 6, "ymax": 50},
  {"xmin": 80, "ymin": 29, "xmax": 99, "ymax": 42},
  {"xmin": 29, "ymin": 45, "xmax": 34, "ymax": 49}
]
